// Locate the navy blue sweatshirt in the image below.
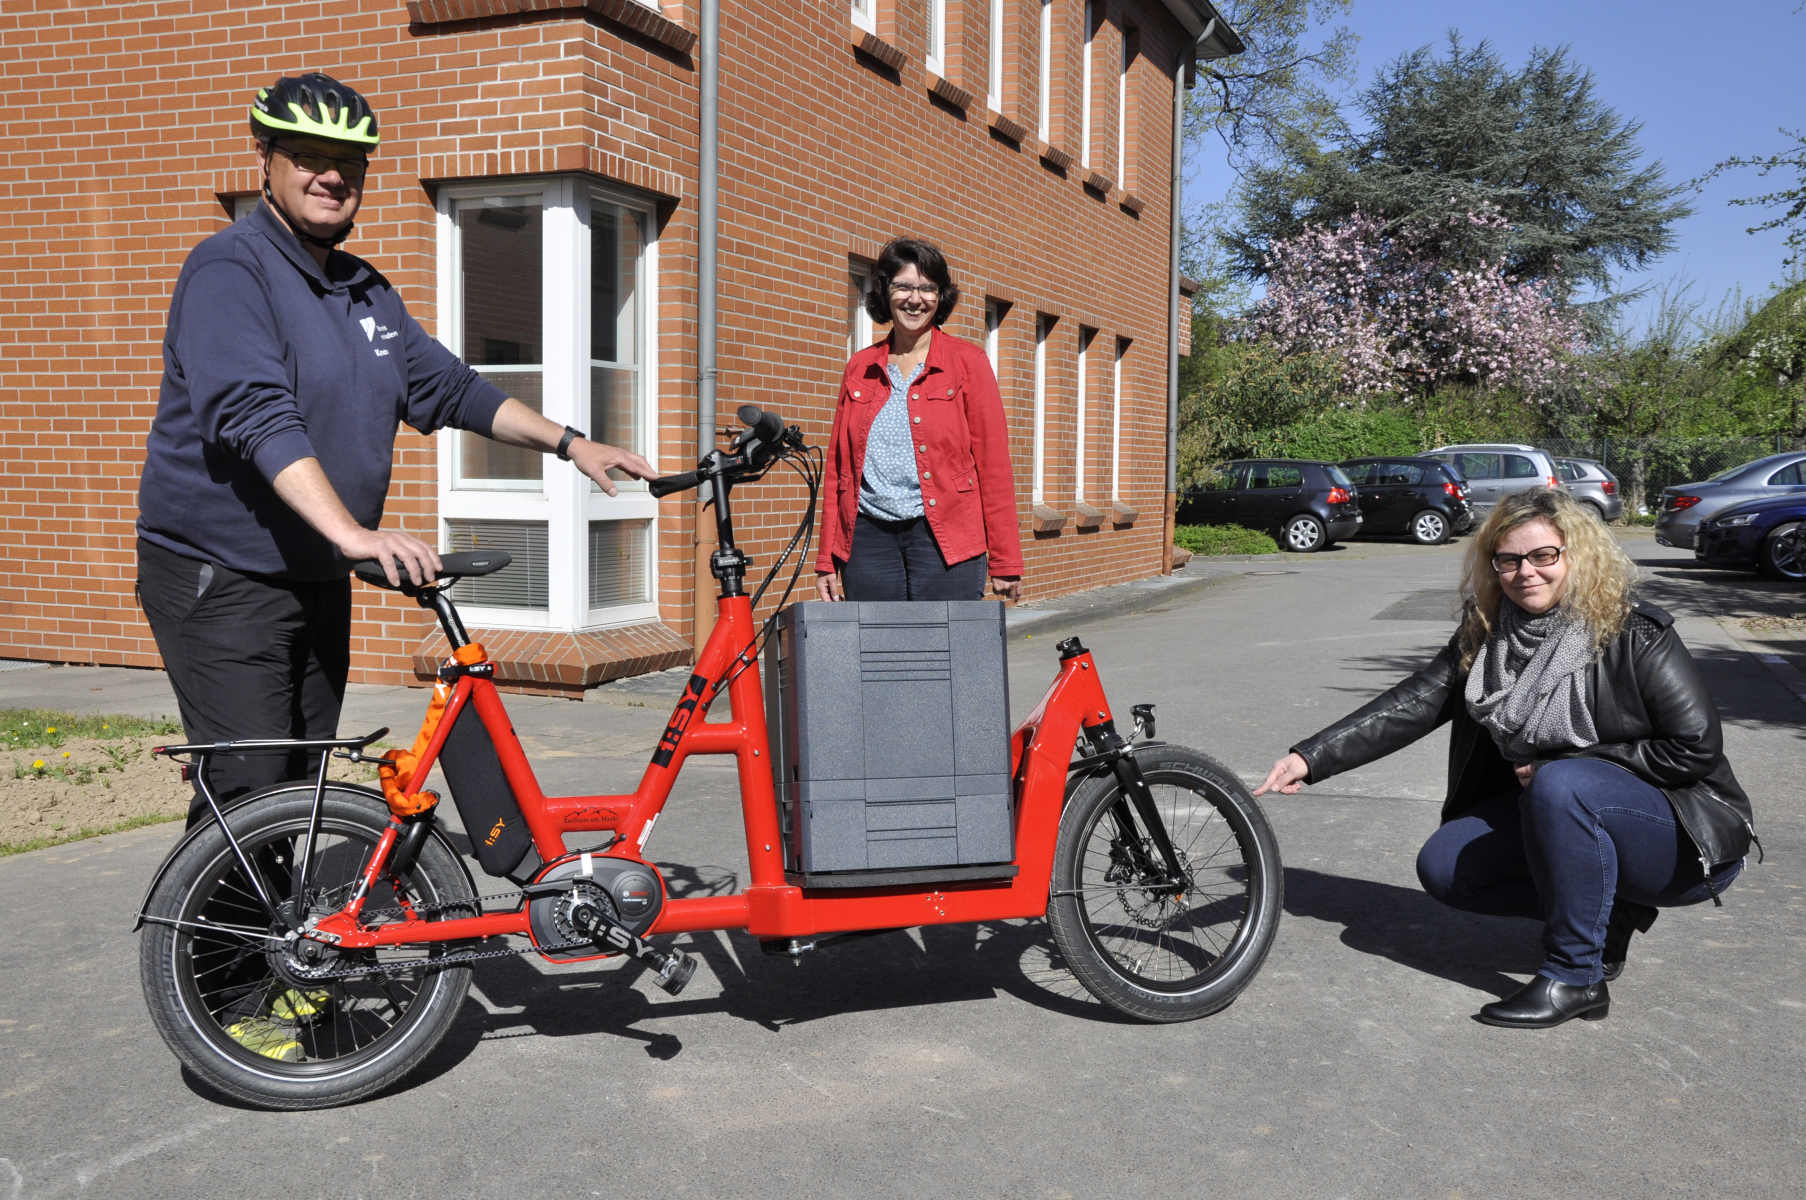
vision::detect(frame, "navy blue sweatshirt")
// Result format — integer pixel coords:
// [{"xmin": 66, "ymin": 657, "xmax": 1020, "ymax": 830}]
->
[{"xmin": 137, "ymin": 203, "xmax": 508, "ymax": 580}]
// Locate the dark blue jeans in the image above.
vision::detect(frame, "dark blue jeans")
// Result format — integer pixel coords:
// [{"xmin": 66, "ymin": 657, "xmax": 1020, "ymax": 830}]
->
[
  {"xmin": 841, "ymin": 511, "xmax": 988, "ymax": 602},
  {"xmin": 1415, "ymin": 758, "xmax": 1743, "ymax": 986}
]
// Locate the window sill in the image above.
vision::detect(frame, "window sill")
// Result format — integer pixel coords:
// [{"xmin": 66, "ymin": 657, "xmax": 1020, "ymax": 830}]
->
[
  {"xmin": 1119, "ymin": 191, "xmax": 1144, "ymax": 216},
  {"xmin": 1038, "ymin": 141, "xmax": 1075, "ymax": 171},
  {"xmin": 1074, "ymin": 502, "xmax": 1107, "ymax": 530},
  {"xmin": 987, "ymin": 109, "xmax": 1030, "ymax": 145},
  {"xmin": 850, "ymin": 27, "xmax": 906, "ymax": 72},
  {"xmin": 1031, "ymin": 504, "xmax": 1069, "ymax": 534},
  {"xmin": 927, "ymin": 73, "xmax": 976, "ymax": 113},
  {"xmin": 1082, "ymin": 169, "xmax": 1115, "ymax": 197},
  {"xmin": 407, "ymin": 0, "xmax": 698, "ymax": 55},
  {"xmin": 1110, "ymin": 500, "xmax": 1139, "ymax": 526},
  {"xmin": 409, "ymin": 620, "xmax": 692, "ymax": 698}
]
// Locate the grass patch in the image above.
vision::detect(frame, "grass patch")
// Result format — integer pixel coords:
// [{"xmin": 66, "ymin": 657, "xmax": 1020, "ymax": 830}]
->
[
  {"xmin": 1616, "ymin": 513, "xmax": 1659, "ymax": 527},
  {"xmin": 0, "ymin": 708, "xmax": 179, "ymax": 752},
  {"xmin": 0, "ymin": 810, "xmax": 184, "ymax": 857},
  {"xmin": 1175, "ymin": 524, "xmax": 1282, "ymax": 557}
]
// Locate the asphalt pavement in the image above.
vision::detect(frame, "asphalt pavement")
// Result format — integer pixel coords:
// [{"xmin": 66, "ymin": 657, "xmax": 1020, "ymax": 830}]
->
[{"xmin": 2, "ymin": 532, "xmax": 1802, "ymax": 1199}]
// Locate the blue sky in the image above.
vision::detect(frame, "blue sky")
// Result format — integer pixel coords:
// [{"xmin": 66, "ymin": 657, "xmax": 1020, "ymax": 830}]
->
[{"xmin": 1187, "ymin": 0, "xmax": 1804, "ymax": 332}]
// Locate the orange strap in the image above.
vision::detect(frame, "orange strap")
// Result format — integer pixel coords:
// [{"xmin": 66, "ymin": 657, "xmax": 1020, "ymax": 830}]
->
[{"xmin": 376, "ymin": 644, "xmax": 487, "ymax": 818}]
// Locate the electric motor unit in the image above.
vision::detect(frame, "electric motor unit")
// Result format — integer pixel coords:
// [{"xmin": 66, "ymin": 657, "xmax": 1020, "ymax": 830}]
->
[{"xmin": 527, "ymin": 852, "xmax": 666, "ymax": 962}]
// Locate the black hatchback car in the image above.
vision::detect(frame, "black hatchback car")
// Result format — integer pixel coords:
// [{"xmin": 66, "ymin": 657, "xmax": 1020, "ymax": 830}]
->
[
  {"xmin": 1340, "ymin": 456, "xmax": 1475, "ymax": 544},
  {"xmin": 1177, "ymin": 459, "xmax": 1363, "ymax": 552}
]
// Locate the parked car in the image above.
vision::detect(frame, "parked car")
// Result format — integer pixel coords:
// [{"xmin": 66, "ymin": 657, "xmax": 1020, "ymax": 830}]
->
[
  {"xmin": 1555, "ymin": 457, "xmax": 1624, "ymax": 523},
  {"xmin": 1424, "ymin": 444, "xmax": 1563, "ymax": 513},
  {"xmin": 1339, "ymin": 456, "xmax": 1474, "ymax": 544},
  {"xmin": 1693, "ymin": 493, "xmax": 1806, "ymax": 581},
  {"xmin": 1654, "ymin": 452, "xmax": 1806, "ymax": 550},
  {"xmin": 1177, "ymin": 459, "xmax": 1362, "ymax": 552}
]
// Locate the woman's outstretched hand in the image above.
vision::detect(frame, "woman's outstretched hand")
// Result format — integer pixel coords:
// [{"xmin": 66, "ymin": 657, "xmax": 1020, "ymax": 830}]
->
[
  {"xmin": 814, "ymin": 571, "xmax": 841, "ymax": 602},
  {"xmin": 1254, "ymin": 752, "xmax": 1310, "ymax": 797}
]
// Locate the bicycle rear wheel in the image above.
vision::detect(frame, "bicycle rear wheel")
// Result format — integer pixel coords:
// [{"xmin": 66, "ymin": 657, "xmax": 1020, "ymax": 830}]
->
[
  {"xmin": 1047, "ymin": 746, "xmax": 1282, "ymax": 1021},
  {"xmin": 139, "ymin": 785, "xmax": 478, "ymax": 1109}
]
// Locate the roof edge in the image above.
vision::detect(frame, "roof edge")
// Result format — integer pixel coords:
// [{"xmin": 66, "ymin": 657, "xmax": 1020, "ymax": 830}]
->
[{"xmin": 1158, "ymin": 0, "xmax": 1245, "ymax": 59}]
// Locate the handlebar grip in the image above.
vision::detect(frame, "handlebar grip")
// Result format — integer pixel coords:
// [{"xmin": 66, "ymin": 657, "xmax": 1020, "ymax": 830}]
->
[
  {"xmin": 647, "ymin": 470, "xmax": 700, "ymax": 498},
  {"xmin": 737, "ymin": 403, "xmax": 785, "ymax": 446}
]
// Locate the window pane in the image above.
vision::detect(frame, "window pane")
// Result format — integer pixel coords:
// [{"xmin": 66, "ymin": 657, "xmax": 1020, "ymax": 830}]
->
[
  {"xmin": 1768, "ymin": 463, "xmax": 1802, "ymax": 485},
  {"xmin": 447, "ymin": 519, "xmax": 549, "ymax": 610},
  {"xmin": 589, "ymin": 519, "xmax": 651, "ymax": 610},
  {"xmin": 457, "ymin": 198, "xmax": 543, "ymax": 488},
  {"xmin": 1504, "ymin": 454, "xmax": 1539, "ymax": 478},
  {"xmin": 590, "ymin": 203, "xmax": 644, "ymax": 488},
  {"xmin": 1456, "ymin": 453, "xmax": 1499, "ymax": 480}
]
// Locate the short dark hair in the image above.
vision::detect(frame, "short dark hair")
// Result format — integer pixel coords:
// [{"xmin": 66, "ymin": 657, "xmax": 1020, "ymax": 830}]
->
[{"xmin": 864, "ymin": 237, "xmax": 961, "ymax": 328}]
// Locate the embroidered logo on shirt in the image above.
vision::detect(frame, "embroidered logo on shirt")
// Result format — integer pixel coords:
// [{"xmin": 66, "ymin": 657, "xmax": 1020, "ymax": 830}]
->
[{"xmin": 360, "ymin": 316, "xmax": 377, "ymax": 341}]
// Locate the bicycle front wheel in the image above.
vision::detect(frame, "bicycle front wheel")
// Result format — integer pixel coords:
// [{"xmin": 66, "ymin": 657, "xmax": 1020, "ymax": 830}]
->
[
  {"xmin": 1047, "ymin": 746, "xmax": 1283, "ymax": 1022},
  {"xmin": 139, "ymin": 785, "xmax": 478, "ymax": 1109}
]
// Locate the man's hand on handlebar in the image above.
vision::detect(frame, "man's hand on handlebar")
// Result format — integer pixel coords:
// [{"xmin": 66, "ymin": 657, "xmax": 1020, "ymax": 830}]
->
[
  {"xmin": 338, "ymin": 528, "xmax": 441, "ymax": 589},
  {"xmin": 1253, "ymin": 752, "xmax": 1310, "ymax": 797},
  {"xmin": 568, "ymin": 440, "xmax": 659, "ymax": 496}
]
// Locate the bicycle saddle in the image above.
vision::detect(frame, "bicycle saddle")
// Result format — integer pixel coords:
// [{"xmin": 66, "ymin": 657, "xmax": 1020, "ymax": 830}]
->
[{"xmin": 350, "ymin": 550, "xmax": 513, "ymax": 592}]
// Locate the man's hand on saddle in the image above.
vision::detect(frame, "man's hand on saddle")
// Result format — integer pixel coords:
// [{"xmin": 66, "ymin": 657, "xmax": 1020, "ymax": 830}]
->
[
  {"xmin": 1254, "ymin": 752, "xmax": 1310, "ymax": 797},
  {"xmin": 337, "ymin": 527, "xmax": 441, "ymax": 589}
]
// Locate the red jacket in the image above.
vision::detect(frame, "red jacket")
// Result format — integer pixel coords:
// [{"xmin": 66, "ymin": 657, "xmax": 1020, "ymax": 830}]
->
[{"xmin": 816, "ymin": 329, "xmax": 1024, "ymax": 577}]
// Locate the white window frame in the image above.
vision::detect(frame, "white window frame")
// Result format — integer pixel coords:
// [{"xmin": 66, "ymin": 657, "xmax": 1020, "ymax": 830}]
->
[
  {"xmin": 926, "ymin": 0, "xmax": 947, "ymax": 76},
  {"xmin": 985, "ymin": 300, "xmax": 1002, "ymax": 375},
  {"xmin": 231, "ymin": 194, "xmax": 259, "ymax": 221},
  {"xmin": 1037, "ymin": 0, "xmax": 1053, "ymax": 142},
  {"xmin": 434, "ymin": 176, "xmax": 660, "ymax": 634},
  {"xmin": 849, "ymin": 261, "xmax": 874, "ymax": 356},
  {"xmin": 1117, "ymin": 33, "xmax": 1128, "ymax": 185},
  {"xmin": 1075, "ymin": 328, "xmax": 1090, "ymax": 501},
  {"xmin": 987, "ymin": 0, "xmax": 1004, "ymax": 112},
  {"xmin": 1080, "ymin": 1, "xmax": 1093, "ymax": 167},
  {"xmin": 1032, "ymin": 316, "xmax": 1047, "ymax": 504},
  {"xmin": 1111, "ymin": 338, "xmax": 1124, "ymax": 500},
  {"xmin": 850, "ymin": 0, "xmax": 876, "ymax": 35}
]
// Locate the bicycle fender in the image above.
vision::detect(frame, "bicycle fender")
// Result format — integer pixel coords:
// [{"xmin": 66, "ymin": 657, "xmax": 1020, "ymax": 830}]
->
[{"xmin": 130, "ymin": 783, "xmax": 476, "ymax": 931}]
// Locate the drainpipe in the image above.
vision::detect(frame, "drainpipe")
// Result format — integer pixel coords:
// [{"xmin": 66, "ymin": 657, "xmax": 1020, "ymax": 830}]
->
[
  {"xmin": 694, "ymin": 0, "xmax": 720, "ymax": 652},
  {"xmin": 1164, "ymin": 17, "xmax": 1214, "ymax": 575}
]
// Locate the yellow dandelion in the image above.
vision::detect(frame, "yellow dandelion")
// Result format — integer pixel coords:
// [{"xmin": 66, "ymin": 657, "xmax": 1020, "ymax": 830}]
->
[
  {"xmin": 32, "ymin": 759, "xmax": 45, "ymax": 770},
  {"xmin": 62, "ymin": 751, "xmax": 71, "ymax": 759},
  {"xmin": 45, "ymin": 727, "xmax": 56, "ymax": 734}
]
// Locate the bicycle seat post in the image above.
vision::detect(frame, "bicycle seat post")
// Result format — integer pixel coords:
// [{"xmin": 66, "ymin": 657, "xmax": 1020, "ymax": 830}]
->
[{"xmin": 417, "ymin": 586, "xmax": 471, "ymax": 649}]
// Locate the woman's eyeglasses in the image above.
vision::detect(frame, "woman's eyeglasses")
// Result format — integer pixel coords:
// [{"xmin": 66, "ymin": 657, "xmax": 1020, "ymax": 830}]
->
[
  {"xmin": 272, "ymin": 144, "xmax": 368, "ymax": 183},
  {"xmin": 1492, "ymin": 546, "xmax": 1564, "ymax": 574},
  {"xmin": 888, "ymin": 282, "xmax": 941, "ymax": 300}
]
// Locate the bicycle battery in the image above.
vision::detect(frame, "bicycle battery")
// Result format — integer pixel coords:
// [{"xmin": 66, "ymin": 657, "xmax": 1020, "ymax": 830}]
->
[
  {"xmin": 764, "ymin": 600, "xmax": 1013, "ymax": 877},
  {"xmin": 435, "ymin": 701, "xmax": 537, "ymax": 879}
]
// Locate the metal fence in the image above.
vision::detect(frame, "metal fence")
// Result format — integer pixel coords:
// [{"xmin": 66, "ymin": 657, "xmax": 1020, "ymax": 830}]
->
[{"xmin": 1531, "ymin": 436, "xmax": 1800, "ymax": 515}]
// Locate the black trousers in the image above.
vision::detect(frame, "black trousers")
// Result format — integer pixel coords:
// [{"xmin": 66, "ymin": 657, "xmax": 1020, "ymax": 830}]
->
[
  {"xmin": 136, "ymin": 537, "xmax": 351, "ymax": 826},
  {"xmin": 841, "ymin": 512, "xmax": 988, "ymax": 602}
]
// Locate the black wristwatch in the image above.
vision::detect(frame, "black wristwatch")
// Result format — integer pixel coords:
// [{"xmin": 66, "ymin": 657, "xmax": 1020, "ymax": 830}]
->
[{"xmin": 555, "ymin": 425, "xmax": 586, "ymax": 461}]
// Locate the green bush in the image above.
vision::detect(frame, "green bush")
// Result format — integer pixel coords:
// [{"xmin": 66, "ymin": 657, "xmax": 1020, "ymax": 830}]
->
[{"xmin": 1174, "ymin": 524, "xmax": 1281, "ymax": 556}]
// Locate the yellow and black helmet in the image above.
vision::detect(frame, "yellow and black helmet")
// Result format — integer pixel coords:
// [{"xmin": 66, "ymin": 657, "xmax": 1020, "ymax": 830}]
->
[{"xmin": 249, "ymin": 73, "xmax": 380, "ymax": 148}]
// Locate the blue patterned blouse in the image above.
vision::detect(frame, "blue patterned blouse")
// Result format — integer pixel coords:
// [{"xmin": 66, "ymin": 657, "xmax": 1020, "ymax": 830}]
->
[{"xmin": 858, "ymin": 362, "xmax": 926, "ymax": 521}]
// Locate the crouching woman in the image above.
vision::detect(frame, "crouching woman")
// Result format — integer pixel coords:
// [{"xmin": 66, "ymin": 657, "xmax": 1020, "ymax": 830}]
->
[{"xmin": 1256, "ymin": 489, "xmax": 1757, "ymax": 1028}]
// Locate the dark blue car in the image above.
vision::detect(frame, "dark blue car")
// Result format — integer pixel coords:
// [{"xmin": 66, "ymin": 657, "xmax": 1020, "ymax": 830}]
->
[{"xmin": 1694, "ymin": 493, "xmax": 1806, "ymax": 581}]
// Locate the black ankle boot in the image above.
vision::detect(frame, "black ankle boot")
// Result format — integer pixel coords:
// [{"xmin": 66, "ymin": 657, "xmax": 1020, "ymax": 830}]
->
[
  {"xmin": 1602, "ymin": 901, "xmax": 1659, "ymax": 982},
  {"xmin": 1477, "ymin": 975, "xmax": 1610, "ymax": 1028}
]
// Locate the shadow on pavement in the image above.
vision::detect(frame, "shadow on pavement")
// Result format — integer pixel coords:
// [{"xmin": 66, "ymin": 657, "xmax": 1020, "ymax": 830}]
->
[{"xmin": 1283, "ymin": 866, "xmax": 1542, "ymax": 1000}]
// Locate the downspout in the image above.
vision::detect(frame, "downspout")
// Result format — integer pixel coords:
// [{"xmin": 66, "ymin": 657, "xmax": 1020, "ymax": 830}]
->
[
  {"xmin": 1164, "ymin": 17, "xmax": 1213, "ymax": 575},
  {"xmin": 694, "ymin": 0, "xmax": 720, "ymax": 651}
]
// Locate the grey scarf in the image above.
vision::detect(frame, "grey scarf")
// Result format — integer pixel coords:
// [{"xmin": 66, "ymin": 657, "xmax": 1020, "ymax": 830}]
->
[{"xmin": 1464, "ymin": 600, "xmax": 1598, "ymax": 764}]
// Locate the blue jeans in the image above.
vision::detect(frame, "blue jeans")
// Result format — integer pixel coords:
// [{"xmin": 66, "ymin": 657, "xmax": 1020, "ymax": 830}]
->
[
  {"xmin": 1415, "ymin": 758, "xmax": 1742, "ymax": 986},
  {"xmin": 841, "ymin": 512, "xmax": 988, "ymax": 602}
]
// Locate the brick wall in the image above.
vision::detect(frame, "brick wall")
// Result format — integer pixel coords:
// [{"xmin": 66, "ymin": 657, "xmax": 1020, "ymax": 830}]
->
[{"xmin": 0, "ymin": 0, "xmax": 1202, "ymax": 687}]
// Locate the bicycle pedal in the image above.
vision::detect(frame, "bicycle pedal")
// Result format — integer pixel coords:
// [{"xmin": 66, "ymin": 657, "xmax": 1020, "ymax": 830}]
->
[{"xmin": 651, "ymin": 948, "xmax": 695, "ymax": 996}]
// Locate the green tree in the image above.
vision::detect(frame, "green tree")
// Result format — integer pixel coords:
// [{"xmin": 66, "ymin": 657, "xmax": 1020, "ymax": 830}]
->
[
  {"xmin": 1696, "ymin": 129, "xmax": 1806, "ymax": 268},
  {"xmin": 1222, "ymin": 36, "xmax": 1692, "ymax": 300},
  {"xmin": 1712, "ymin": 278, "xmax": 1806, "ymax": 442}
]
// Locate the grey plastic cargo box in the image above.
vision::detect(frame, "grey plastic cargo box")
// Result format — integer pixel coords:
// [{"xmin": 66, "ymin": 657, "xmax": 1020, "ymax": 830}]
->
[{"xmin": 764, "ymin": 600, "xmax": 1014, "ymax": 879}]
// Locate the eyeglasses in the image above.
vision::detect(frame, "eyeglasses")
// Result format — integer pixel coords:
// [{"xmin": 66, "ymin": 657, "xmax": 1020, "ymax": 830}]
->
[
  {"xmin": 888, "ymin": 282, "xmax": 941, "ymax": 300},
  {"xmin": 1491, "ymin": 545, "xmax": 1564, "ymax": 574},
  {"xmin": 271, "ymin": 143, "xmax": 368, "ymax": 183}
]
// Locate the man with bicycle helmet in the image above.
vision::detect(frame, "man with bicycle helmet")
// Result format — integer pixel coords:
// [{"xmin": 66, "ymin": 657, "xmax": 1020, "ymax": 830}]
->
[{"xmin": 137, "ymin": 74, "xmax": 657, "ymax": 821}]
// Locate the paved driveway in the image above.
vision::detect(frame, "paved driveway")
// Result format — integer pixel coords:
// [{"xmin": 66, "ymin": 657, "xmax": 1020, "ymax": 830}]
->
[{"xmin": 2, "ymin": 535, "xmax": 1801, "ymax": 1199}]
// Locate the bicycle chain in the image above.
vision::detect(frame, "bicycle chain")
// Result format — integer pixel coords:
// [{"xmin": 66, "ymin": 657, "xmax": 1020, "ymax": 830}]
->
[{"xmin": 288, "ymin": 887, "xmax": 582, "ymax": 982}]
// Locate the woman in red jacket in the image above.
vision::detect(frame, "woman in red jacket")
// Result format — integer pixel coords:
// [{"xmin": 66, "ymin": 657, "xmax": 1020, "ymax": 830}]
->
[{"xmin": 814, "ymin": 238, "xmax": 1024, "ymax": 603}]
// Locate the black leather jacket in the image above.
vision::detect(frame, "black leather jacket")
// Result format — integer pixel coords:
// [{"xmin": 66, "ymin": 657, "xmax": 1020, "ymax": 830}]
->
[{"xmin": 1292, "ymin": 602, "xmax": 1756, "ymax": 874}]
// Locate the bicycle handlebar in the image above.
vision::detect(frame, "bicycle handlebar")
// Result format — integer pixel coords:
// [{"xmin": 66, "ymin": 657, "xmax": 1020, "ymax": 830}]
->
[{"xmin": 648, "ymin": 470, "xmax": 700, "ymax": 498}]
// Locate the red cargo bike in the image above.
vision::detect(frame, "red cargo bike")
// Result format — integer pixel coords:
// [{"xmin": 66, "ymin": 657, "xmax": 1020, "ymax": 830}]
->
[{"xmin": 136, "ymin": 407, "xmax": 1282, "ymax": 1109}]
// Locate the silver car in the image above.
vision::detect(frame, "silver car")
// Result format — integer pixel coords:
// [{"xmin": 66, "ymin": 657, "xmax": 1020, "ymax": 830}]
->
[
  {"xmin": 1556, "ymin": 457, "xmax": 1624, "ymax": 523},
  {"xmin": 1654, "ymin": 452, "xmax": 1806, "ymax": 550},
  {"xmin": 1425, "ymin": 444, "xmax": 1564, "ymax": 514}
]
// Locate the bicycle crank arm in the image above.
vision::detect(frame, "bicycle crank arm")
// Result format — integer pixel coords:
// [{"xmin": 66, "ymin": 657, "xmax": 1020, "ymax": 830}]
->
[{"xmin": 567, "ymin": 902, "xmax": 696, "ymax": 996}]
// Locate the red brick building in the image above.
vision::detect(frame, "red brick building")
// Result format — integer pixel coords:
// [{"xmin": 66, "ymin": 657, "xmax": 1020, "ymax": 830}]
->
[{"xmin": 0, "ymin": 1, "xmax": 1238, "ymax": 696}]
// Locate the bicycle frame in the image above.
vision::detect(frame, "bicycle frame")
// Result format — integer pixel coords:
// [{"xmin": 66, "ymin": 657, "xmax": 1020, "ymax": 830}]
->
[{"xmin": 303, "ymin": 591, "xmax": 1119, "ymax": 953}]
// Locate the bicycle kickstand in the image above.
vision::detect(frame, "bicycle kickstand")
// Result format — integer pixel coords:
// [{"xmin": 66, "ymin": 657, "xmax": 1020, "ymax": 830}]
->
[{"xmin": 567, "ymin": 903, "xmax": 697, "ymax": 996}]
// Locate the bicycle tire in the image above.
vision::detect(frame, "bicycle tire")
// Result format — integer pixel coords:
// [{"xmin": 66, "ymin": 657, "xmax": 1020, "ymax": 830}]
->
[
  {"xmin": 1047, "ymin": 746, "xmax": 1282, "ymax": 1022},
  {"xmin": 139, "ymin": 785, "xmax": 477, "ymax": 1109}
]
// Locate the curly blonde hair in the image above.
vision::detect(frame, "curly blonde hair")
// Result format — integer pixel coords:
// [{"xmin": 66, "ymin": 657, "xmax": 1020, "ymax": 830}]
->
[{"xmin": 1457, "ymin": 488, "xmax": 1638, "ymax": 669}]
